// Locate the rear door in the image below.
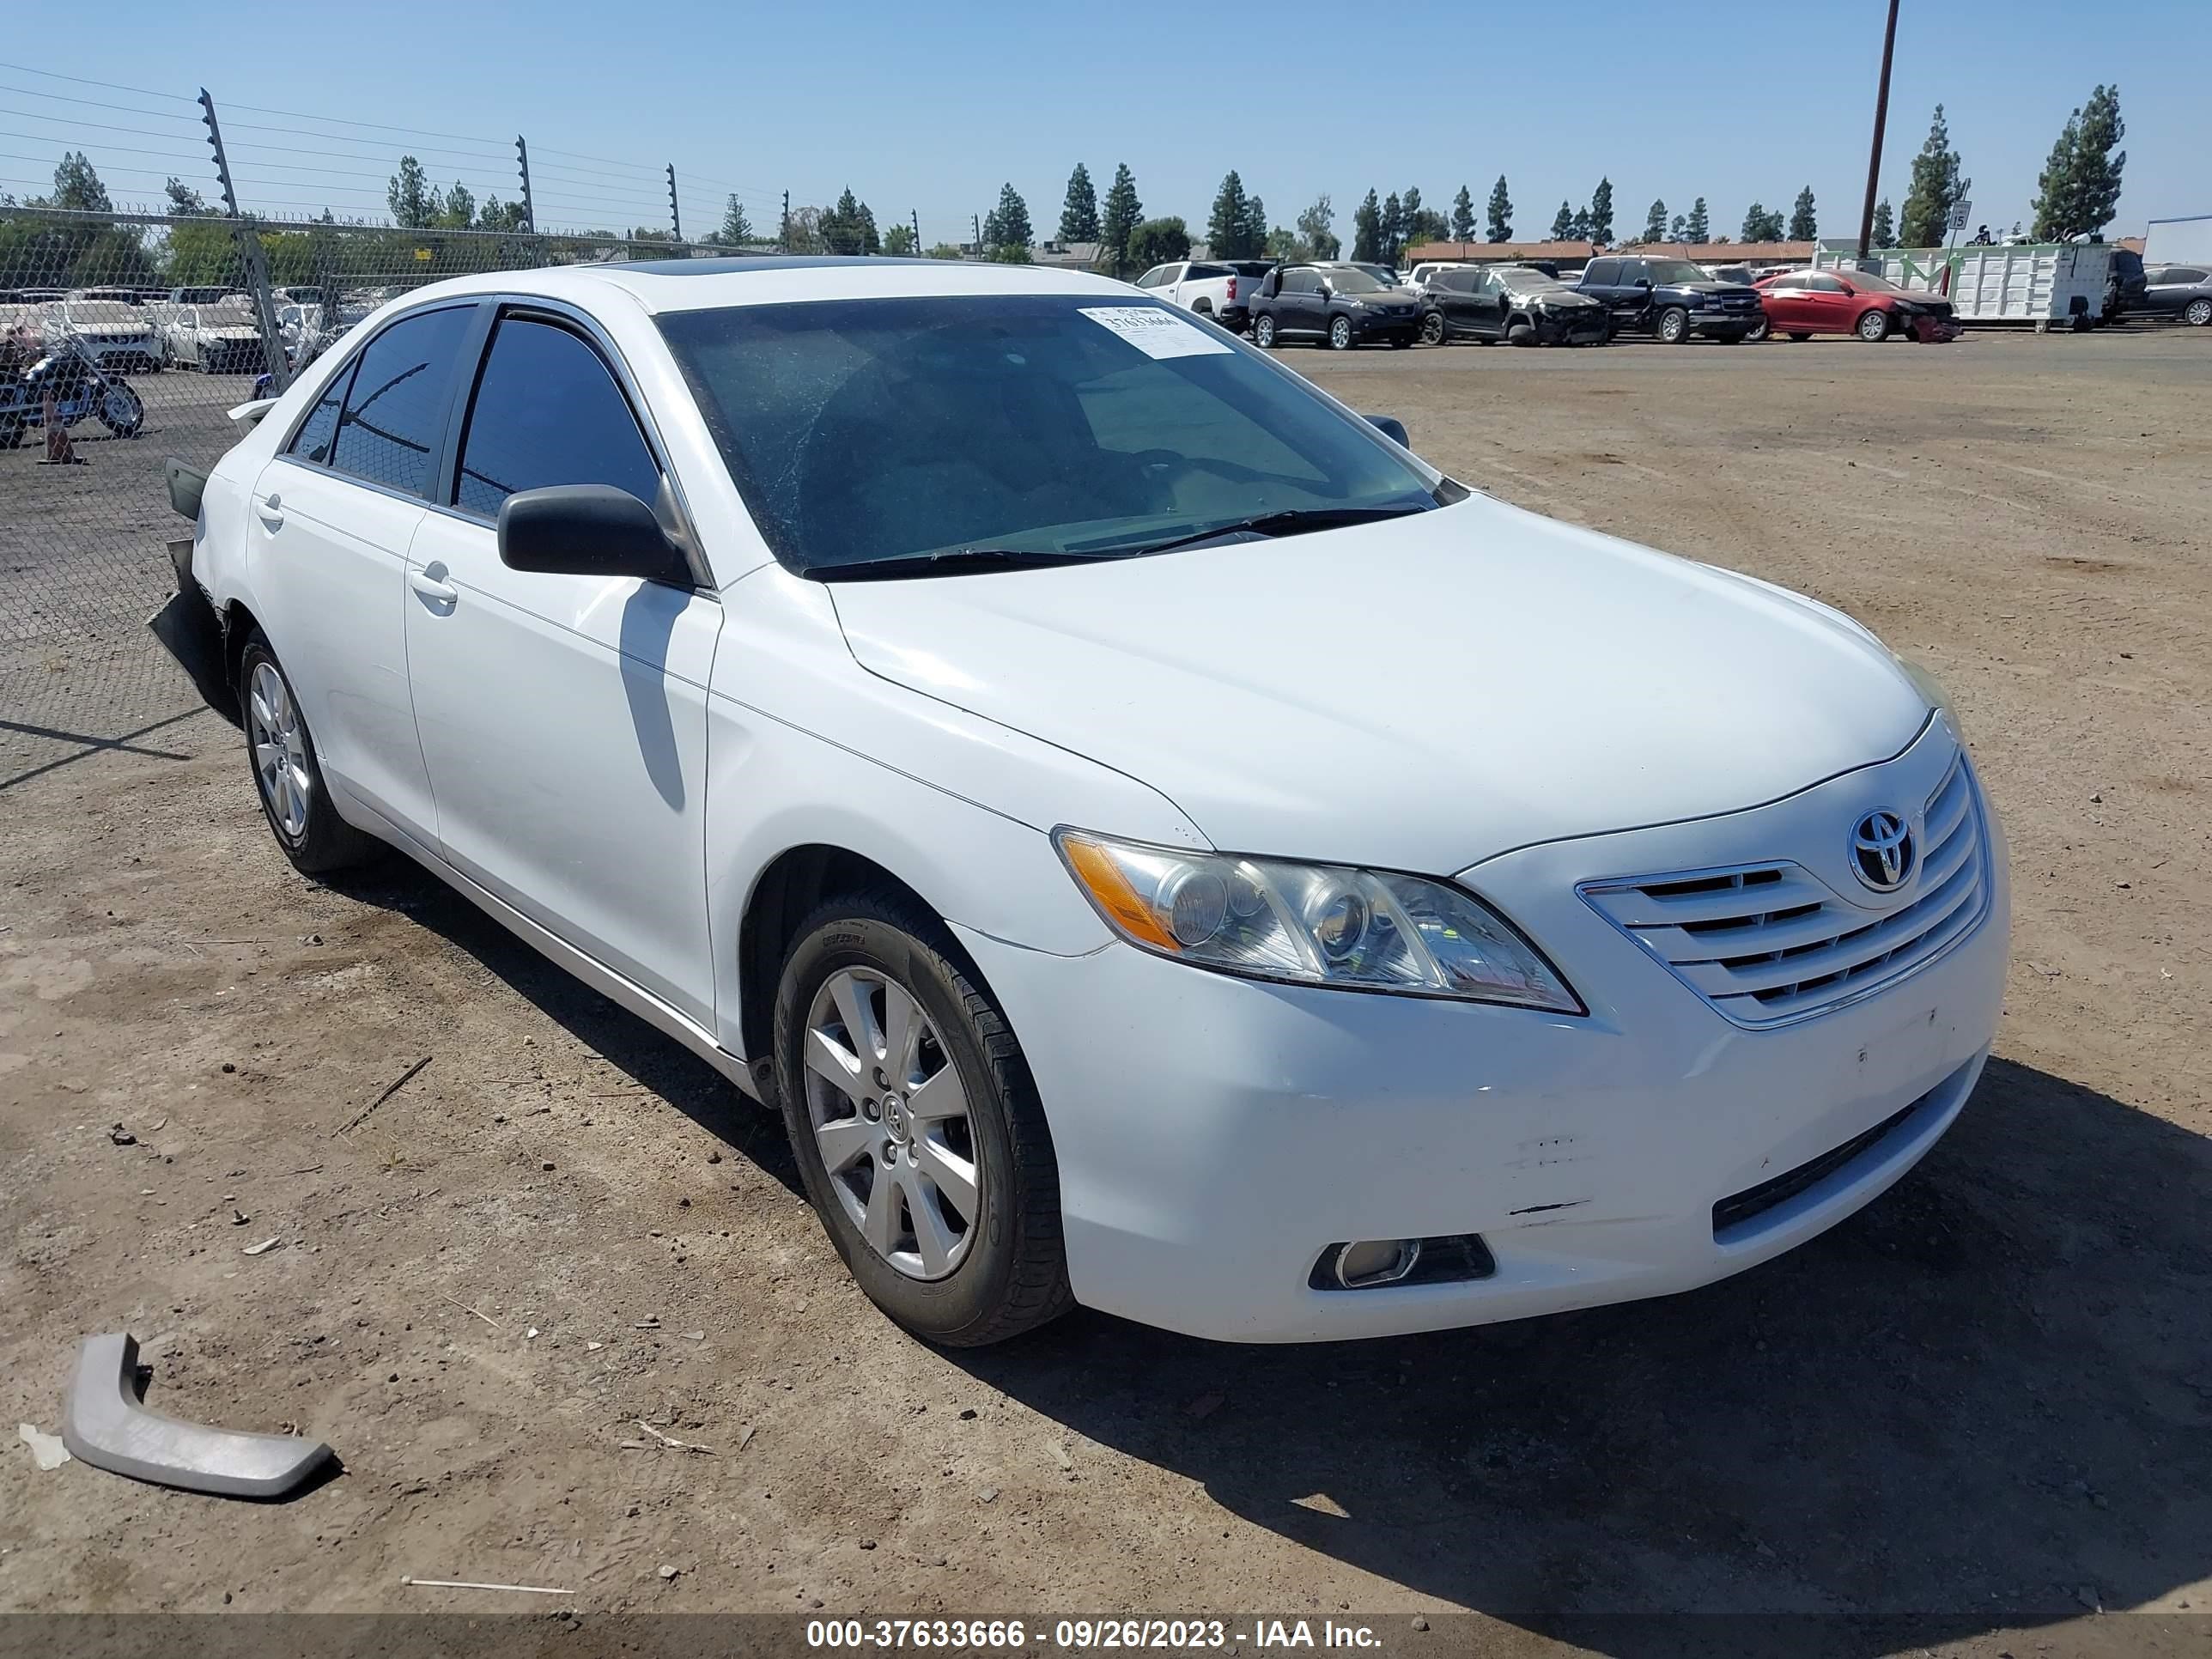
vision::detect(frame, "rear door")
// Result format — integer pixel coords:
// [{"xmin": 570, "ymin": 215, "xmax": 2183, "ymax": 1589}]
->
[
  {"xmin": 1759, "ymin": 276, "xmax": 1808, "ymax": 331},
  {"xmin": 402, "ymin": 304, "xmax": 723, "ymax": 1026},
  {"xmin": 2144, "ymin": 267, "xmax": 2206, "ymax": 314},
  {"xmin": 250, "ymin": 302, "xmax": 478, "ymax": 845},
  {"xmin": 1580, "ymin": 258, "xmax": 1624, "ymax": 326}
]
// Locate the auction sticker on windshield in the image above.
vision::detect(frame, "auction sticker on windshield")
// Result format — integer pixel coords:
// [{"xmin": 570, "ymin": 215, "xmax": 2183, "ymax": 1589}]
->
[{"xmin": 1080, "ymin": 305, "xmax": 1234, "ymax": 359}]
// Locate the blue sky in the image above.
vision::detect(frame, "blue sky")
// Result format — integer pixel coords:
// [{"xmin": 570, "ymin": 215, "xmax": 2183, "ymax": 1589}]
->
[{"xmin": 7, "ymin": 0, "xmax": 2205, "ymax": 246}]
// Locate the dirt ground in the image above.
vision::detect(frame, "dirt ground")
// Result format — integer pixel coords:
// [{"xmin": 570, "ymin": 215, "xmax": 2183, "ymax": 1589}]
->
[{"xmin": 2, "ymin": 328, "xmax": 2208, "ymax": 1655}]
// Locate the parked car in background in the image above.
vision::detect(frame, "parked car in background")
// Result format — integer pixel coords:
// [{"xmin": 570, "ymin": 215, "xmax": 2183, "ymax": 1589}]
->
[
  {"xmin": 1250, "ymin": 263, "xmax": 1425, "ymax": 349},
  {"xmin": 41, "ymin": 296, "xmax": 161, "ymax": 374},
  {"xmin": 1419, "ymin": 265, "xmax": 1608, "ymax": 347},
  {"xmin": 1335, "ymin": 261, "xmax": 1404, "ymax": 288},
  {"xmin": 1752, "ymin": 269, "xmax": 1959, "ymax": 343},
  {"xmin": 166, "ymin": 256, "xmax": 2007, "ymax": 1348},
  {"xmin": 1406, "ymin": 261, "xmax": 1470, "ymax": 292},
  {"xmin": 2138, "ymin": 264, "xmax": 2212, "ymax": 326},
  {"xmin": 1576, "ymin": 255, "xmax": 1763, "ymax": 343},
  {"xmin": 0, "ymin": 304, "xmax": 40, "ymax": 373},
  {"xmin": 161, "ymin": 300, "xmax": 269, "ymax": 373},
  {"xmin": 1131, "ymin": 259, "xmax": 1273, "ymax": 333}
]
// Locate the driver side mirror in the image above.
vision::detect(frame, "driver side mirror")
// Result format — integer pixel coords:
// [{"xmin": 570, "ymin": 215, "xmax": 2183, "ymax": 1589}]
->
[
  {"xmin": 1316, "ymin": 281, "xmax": 1334, "ymax": 298},
  {"xmin": 1634, "ymin": 278, "xmax": 1653, "ymax": 290},
  {"xmin": 498, "ymin": 483, "xmax": 692, "ymax": 587},
  {"xmin": 1364, "ymin": 414, "xmax": 1410, "ymax": 447}
]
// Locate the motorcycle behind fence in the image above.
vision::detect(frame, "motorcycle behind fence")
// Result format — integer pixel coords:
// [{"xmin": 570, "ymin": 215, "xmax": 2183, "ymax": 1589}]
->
[{"xmin": 0, "ymin": 335, "xmax": 147, "ymax": 450}]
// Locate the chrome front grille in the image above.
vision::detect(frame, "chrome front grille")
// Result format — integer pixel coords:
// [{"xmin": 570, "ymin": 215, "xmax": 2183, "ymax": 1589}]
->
[{"xmin": 1580, "ymin": 756, "xmax": 1989, "ymax": 1028}]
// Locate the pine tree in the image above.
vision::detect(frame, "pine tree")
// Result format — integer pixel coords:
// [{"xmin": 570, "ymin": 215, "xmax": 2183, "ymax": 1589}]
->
[
  {"xmin": 387, "ymin": 156, "xmax": 440, "ymax": 228},
  {"xmin": 164, "ymin": 177, "xmax": 210, "ymax": 216},
  {"xmin": 1486, "ymin": 175, "xmax": 1512, "ymax": 242},
  {"xmin": 1240, "ymin": 190, "xmax": 1267, "ymax": 261},
  {"xmin": 718, "ymin": 194, "xmax": 754, "ymax": 245},
  {"xmin": 1297, "ymin": 194, "xmax": 1340, "ymax": 260},
  {"xmin": 49, "ymin": 151, "xmax": 111, "ymax": 213},
  {"xmin": 1352, "ymin": 190, "xmax": 1382, "ymax": 262},
  {"xmin": 1787, "ymin": 185, "xmax": 1817, "ymax": 240},
  {"xmin": 438, "ymin": 179, "xmax": 476, "ymax": 230},
  {"xmin": 1684, "ymin": 198, "xmax": 1710, "ymax": 242},
  {"xmin": 1740, "ymin": 203, "xmax": 1774, "ymax": 241},
  {"xmin": 1208, "ymin": 171, "xmax": 1260, "ymax": 258},
  {"xmin": 1899, "ymin": 104, "xmax": 1969, "ymax": 248},
  {"xmin": 1589, "ymin": 177, "xmax": 1614, "ymax": 244},
  {"xmin": 1871, "ymin": 198, "xmax": 1894, "ymax": 246},
  {"xmin": 1098, "ymin": 163, "xmax": 1141, "ymax": 275},
  {"xmin": 985, "ymin": 182, "xmax": 1031, "ymax": 257},
  {"xmin": 2031, "ymin": 84, "xmax": 2124, "ymax": 242},
  {"xmin": 1568, "ymin": 206, "xmax": 1592, "ymax": 240},
  {"xmin": 1549, "ymin": 200, "xmax": 1574, "ymax": 240},
  {"xmin": 1670, "ymin": 213, "xmax": 1687, "ymax": 240},
  {"xmin": 1380, "ymin": 192, "xmax": 1404, "ymax": 263},
  {"xmin": 1450, "ymin": 184, "xmax": 1475, "ymax": 240},
  {"xmin": 1059, "ymin": 162, "xmax": 1100, "ymax": 243},
  {"xmin": 1642, "ymin": 198, "xmax": 1668, "ymax": 243}
]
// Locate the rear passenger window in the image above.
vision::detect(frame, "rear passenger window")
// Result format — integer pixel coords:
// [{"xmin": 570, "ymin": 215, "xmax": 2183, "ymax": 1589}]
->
[
  {"xmin": 327, "ymin": 306, "xmax": 473, "ymax": 497},
  {"xmin": 1583, "ymin": 260, "xmax": 1618, "ymax": 284},
  {"xmin": 454, "ymin": 315, "xmax": 660, "ymax": 520},
  {"xmin": 288, "ymin": 356, "xmax": 356, "ymax": 466}
]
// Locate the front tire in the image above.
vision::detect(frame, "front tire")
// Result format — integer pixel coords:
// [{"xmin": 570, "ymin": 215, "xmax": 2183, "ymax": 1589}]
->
[
  {"xmin": 2185, "ymin": 297, "xmax": 2212, "ymax": 327},
  {"xmin": 238, "ymin": 635, "xmax": 379, "ymax": 875},
  {"xmin": 1328, "ymin": 314, "xmax": 1353, "ymax": 350},
  {"xmin": 1655, "ymin": 307, "xmax": 1691, "ymax": 344},
  {"xmin": 1418, "ymin": 312, "xmax": 1446, "ymax": 346},
  {"xmin": 1506, "ymin": 321, "xmax": 1537, "ymax": 346},
  {"xmin": 1252, "ymin": 313, "xmax": 1278, "ymax": 349},
  {"xmin": 98, "ymin": 382, "xmax": 143, "ymax": 437},
  {"xmin": 775, "ymin": 893, "xmax": 1073, "ymax": 1347},
  {"xmin": 1857, "ymin": 308, "xmax": 1891, "ymax": 343}
]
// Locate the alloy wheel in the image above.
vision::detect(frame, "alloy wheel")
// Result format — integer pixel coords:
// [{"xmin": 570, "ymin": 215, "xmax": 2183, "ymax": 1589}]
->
[
  {"xmin": 2186, "ymin": 298, "xmax": 2212, "ymax": 327},
  {"xmin": 803, "ymin": 967, "xmax": 981, "ymax": 1281},
  {"xmin": 1419, "ymin": 312, "xmax": 1445, "ymax": 346},
  {"xmin": 247, "ymin": 661, "xmax": 312, "ymax": 840},
  {"xmin": 1657, "ymin": 308, "xmax": 1687, "ymax": 343},
  {"xmin": 1329, "ymin": 316, "xmax": 1352, "ymax": 350}
]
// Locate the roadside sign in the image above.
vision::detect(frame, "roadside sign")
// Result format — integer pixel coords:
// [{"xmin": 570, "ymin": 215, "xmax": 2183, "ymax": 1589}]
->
[{"xmin": 1948, "ymin": 200, "xmax": 1973, "ymax": 233}]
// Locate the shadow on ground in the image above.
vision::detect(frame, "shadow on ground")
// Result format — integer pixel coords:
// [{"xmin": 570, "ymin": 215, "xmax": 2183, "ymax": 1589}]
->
[{"xmin": 326, "ymin": 854, "xmax": 2210, "ymax": 1650}]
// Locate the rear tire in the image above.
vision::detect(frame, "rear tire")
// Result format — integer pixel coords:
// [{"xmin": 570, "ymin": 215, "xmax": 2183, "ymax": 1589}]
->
[
  {"xmin": 238, "ymin": 634, "xmax": 380, "ymax": 876},
  {"xmin": 1788, "ymin": 331, "xmax": 1813, "ymax": 342},
  {"xmin": 775, "ymin": 892, "xmax": 1073, "ymax": 1347},
  {"xmin": 1744, "ymin": 316, "xmax": 1771, "ymax": 342},
  {"xmin": 2185, "ymin": 297, "xmax": 2212, "ymax": 327},
  {"xmin": 98, "ymin": 383, "xmax": 143, "ymax": 437},
  {"xmin": 1252, "ymin": 313, "xmax": 1278, "ymax": 349},
  {"xmin": 1655, "ymin": 307, "xmax": 1691, "ymax": 344},
  {"xmin": 1856, "ymin": 308, "xmax": 1891, "ymax": 343}
]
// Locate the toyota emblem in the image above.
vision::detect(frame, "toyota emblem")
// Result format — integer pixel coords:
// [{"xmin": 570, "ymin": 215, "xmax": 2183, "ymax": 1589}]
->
[{"xmin": 1850, "ymin": 810, "xmax": 1915, "ymax": 892}]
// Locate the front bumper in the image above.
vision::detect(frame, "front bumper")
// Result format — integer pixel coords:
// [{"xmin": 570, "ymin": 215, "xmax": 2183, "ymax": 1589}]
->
[
  {"xmin": 1692, "ymin": 310, "xmax": 1760, "ymax": 337},
  {"xmin": 962, "ymin": 721, "xmax": 2008, "ymax": 1342},
  {"xmin": 1350, "ymin": 310, "xmax": 1422, "ymax": 341},
  {"xmin": 1905, "ymin": 314, "xmax": 1961, "ymax": 343},
  {"xmin": 1534, "ymin": 307, "xmax": 1609, "ymax": 344}
]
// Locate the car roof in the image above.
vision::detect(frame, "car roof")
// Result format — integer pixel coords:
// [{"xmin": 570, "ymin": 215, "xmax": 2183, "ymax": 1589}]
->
[{"xmin": 387, "ymin": 255, "xmax": 1139, "ymax": 317}]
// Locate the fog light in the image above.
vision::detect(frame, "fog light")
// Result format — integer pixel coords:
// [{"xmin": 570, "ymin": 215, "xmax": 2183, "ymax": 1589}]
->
[{"xmin": 1332, "ymin": 1238, "xmax": 1420, "ymax": 1289}]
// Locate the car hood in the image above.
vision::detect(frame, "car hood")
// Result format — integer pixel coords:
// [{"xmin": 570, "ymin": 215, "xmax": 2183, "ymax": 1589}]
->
[
  {"xmin": 1675, "ymin": 281, "xmax": 1759, "ymax": 299},
  {"xmin": 829, "ymin": 497, "xmax": 1931, "ymax": 873},
  {"xmin": 1521, "ymin": 288, "xmax": 1602, "ymax": 307}
]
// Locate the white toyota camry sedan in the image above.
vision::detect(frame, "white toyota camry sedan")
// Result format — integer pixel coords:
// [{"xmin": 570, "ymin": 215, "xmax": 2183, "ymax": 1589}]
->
[{"xmin": 168, "ymin": 256, "xmax": 2008, "ymax": 1346}]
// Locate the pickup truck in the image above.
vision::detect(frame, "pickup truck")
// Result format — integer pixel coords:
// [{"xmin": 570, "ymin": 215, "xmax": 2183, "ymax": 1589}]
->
[
  {"xmin": 1574, "ymin": 254, "xmax": 1764, "ymax": 343},
  {"xmin": 1130, "ymin": 258, "xmax": 1275, "ymax": 333}
]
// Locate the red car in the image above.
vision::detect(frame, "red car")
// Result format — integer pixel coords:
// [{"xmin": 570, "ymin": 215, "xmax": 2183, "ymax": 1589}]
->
[{"xmin": 1750, "ymin": 269, "xmax": 1961, "ymax": 343}]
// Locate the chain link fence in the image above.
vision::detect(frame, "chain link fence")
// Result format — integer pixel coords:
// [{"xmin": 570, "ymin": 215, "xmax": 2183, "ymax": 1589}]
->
[{"xmin": 0, "ymin": 206, "xmax": 708, "ymax": 787}]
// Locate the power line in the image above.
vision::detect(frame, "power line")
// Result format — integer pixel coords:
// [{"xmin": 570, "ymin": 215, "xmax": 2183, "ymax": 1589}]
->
[
  {"xmin": 0, "ymin": 61, "xmax": 198, "ymax": 103},
  {"xmin": 215, "ymin": 100, "xmax": 507, "ymax": 148},
  {"xmin": 0, "ymin": 84, "xmax": 200, "ymax": 122},
  {"xmin": 0, "ymin": 130, "xmax": 206, "ymax": 165},
  {"xmin": 0, "ymin": 109, "xmax": 212, "ymax": 144}
]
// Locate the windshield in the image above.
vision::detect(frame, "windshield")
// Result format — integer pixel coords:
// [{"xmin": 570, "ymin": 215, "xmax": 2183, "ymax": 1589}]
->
[
  {"xmin": 1642, "ymin": 260, "xmax": 1711, "ymax": 284},
  {"xmin": 1842, "ymin": 270, "xmax": 1910, "ymax": 295},
  {"xmin": 658, "ymin": 294, "xmax": 1443, "ymax": 576},
  {"xmin": 200, "ymin": 301, "xmax": 258, "ymax": 326}
]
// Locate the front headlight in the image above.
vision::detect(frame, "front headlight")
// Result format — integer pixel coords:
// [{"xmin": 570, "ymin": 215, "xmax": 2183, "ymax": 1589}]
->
[{"xmin": 1054, "ymin": 830, "xmax": 1582, "ymax": 1012}]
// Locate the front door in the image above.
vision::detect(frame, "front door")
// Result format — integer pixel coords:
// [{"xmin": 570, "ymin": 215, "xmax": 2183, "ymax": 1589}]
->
[{"xmin": 402, "ymin": 308, "xmax": 722, "ymax": 1026}]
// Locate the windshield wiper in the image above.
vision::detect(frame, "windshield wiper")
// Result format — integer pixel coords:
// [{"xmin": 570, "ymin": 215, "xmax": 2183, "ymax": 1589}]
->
[
  {"xmin": 802, "ymin": 546, "xmax": 1127, "ymax": 581},
  {"xmin": 1109, "ymin": 503, "xmax": 1431, "ymax": 560}
]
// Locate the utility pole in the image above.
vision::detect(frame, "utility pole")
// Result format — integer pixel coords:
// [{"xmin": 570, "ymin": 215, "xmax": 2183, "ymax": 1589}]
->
[
  {"xmin": 911, "ymin": 208, "xmax": 920, "ymax": 252},
  {"xmin": 198, "ymin": 88, "xmax": 288, "ymax": 392},
  {"xmin": 515, "ymin": 136, "xmax": 536, "ymax": 234},
  {"xmin": 972, "ymin": 212, "xmax": 981, "ymax": 255},
  {"xmin": 781, "ymin": 190, "xmax": 791, "ymax": 252},
  {"xmin": 666, "ymin": 165, "xmax": 682, "ymax": 241},
  {"xmin": 1856, "ymin": 0, "xmax": 1900, "ymax": 260}
]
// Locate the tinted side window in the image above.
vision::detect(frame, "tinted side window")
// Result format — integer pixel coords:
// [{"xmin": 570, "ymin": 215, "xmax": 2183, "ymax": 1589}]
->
[
  {"xmin": 2164, "ymin": 268, "xmax": 2207, "ymax": 284},
  {"xmin": 1583, "ymin": 259, "xmax": 1618, "ymax": 284},
  {"xmin": 329, "ymin": 306, "xmax": 474, "ymax": 497},
  {"xmin": 455, "ymin": 316, "xmax": 660, "ymax": 520},
  {"xmin": 288, "ymin": 353, "xmax": 359, "ymax": 466}
]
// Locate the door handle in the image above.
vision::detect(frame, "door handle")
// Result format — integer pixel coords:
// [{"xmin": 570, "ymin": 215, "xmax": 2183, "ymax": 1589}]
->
[
  {"xmin": 256, "ymin": 493, "xmax": 283, "ymax": 531},
  {"xmin": 409, "ymin": 568, "xmax": 458, "ymax": 607}
]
